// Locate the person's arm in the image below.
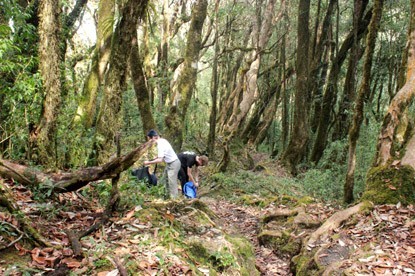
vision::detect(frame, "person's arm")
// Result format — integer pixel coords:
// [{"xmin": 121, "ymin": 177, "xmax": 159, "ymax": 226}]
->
[
  {"xmin": 144, "ymin": 157, "xmax": 163, "ymax": 166},
  {"xmin": 187, "ymin": 167, "xmax": 199, "ymax": 187}
]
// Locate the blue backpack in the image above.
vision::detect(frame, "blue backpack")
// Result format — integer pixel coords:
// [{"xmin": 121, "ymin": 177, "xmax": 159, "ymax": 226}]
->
[{"xmin": 183, "ymin": 181, "xmax": 197, "ymax": 198}]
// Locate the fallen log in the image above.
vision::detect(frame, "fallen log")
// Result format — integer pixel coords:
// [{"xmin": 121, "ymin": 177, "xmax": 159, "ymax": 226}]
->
[{"xmin": 0, "ymin": 140, "xmax": 153, "ymax": 193}]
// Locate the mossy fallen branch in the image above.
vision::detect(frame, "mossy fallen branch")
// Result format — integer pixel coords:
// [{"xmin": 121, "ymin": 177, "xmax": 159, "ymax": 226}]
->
[{"xmin": 0, "ymin": 141, "xmax": 154, "ymax": 194}]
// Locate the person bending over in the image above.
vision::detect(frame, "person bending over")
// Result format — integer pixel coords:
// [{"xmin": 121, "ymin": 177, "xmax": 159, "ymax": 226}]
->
[{"xmin": 178, "ymin": 151, "xmax": 208, "ymax": 191}]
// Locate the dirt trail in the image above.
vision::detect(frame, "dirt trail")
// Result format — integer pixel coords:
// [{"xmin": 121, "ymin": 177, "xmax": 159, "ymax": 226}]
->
[{"xmin": 201, "ymin": 197, "xmax": 292, "ymax": 275}]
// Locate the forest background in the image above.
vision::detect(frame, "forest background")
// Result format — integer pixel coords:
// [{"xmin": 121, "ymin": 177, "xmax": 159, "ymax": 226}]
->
[
  {"xmin": 1, "ymin": 0, "xmax": 414, "ymax": 203},
  {"xmin": 1, "ymin": 0, "xmax": 415, "ymax": 274}
]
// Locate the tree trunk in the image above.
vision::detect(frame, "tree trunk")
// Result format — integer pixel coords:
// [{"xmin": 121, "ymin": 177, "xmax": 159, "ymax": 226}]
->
[
  {"xmin": 165, "ymin": 0, "xmax": 208, "ymax": 151},
  {"xmin": 156, "ymin": 0, "xmax": 171, "ymax": 107},
  {"xmin": 207, "ymin": 0, "xmax": 220, "ymax": 157},
  {"xmin": 333, "ymin": 0, "xmax": 368, "ymax": 142},
  {"xmin": 95, "ymin": 0, "xmax": 148, "ymax": 162},
  {"xmin": 30, "ymin": 0, "xmax": 62, "ymax": 166},
  {"xmin": 309, "ymin": 0, "xmax": 336, "ymax": 132},
  {"xmin": 310, "ymin": 7, "xmax": 373, "ymax": 164},
  {"xmin": 280, "ymin": 33, "xmax": 289, "ymax": 155},
  {"xmin": 344, "ymin": 0, "xmax": 384, "ymax": 204},
  {"xmin": 363, "ymin": 0, "xmax": 415, "ymax": 205},
  {"xmin": 243, "ymin": 67, "xmax": 294, "ymax": 146},
  {"xmin": 220, "ymin": 0, "xmax": 279, "ymax": 139},
  {"xmin": 130, "ymin": 32, "xmax": 157, "ymax": 135},
  {"xmin": 281, "ymin": 0, "xmax": 311, "ymax": 174},
  {"xmin": 75, "ymin": 0, "xmax": 114, "ymax": 129}
]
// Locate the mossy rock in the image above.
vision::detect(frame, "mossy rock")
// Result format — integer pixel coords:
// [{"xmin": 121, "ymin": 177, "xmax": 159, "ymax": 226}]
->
[
  {"xmin": 280, "ymin": 237, "xmax": 302, "ymax": 257},
  {"xmin": 223, "ymin": 235, "xmax": 259, "ymax": 276},
  {"xmin": 291, "ymin": 252, "xmax": 320, "ymax": 276},
  {"xmin": 258, "ymin": 230, "xmax": 289, "ymax": 248},
  {"xmin": 297, "ymin": 196, "xmax": 316, "ymax": 205},
  {"xmin": 362, "ymin": 165, "xmax": 415, "ymax": 205},
  {"xmin": 134, "ymin": 207, "xmax": 163, "ymax": 224},
  {"xmin": 186, "ymin": 234, "xmax": 259, "ymax": 275},
  {"xmin": 239, "ymin": 194, "xmax": 264, "ymax": 206}
]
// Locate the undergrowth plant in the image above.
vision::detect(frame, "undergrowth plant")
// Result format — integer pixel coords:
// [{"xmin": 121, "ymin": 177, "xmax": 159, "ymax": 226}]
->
[{"xmin": 209, "ymin": 170, "xmax": 304, "ymax": 201}]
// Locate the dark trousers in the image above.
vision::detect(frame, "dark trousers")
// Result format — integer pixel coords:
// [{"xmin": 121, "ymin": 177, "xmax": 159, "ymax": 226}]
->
[{"xmin": 178, "ymin": 167, "xmax": 188, "ymax": 191}]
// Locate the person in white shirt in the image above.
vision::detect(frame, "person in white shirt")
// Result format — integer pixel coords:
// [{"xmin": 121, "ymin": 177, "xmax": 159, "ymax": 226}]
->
[{"xmin": 144, "ymin": 130, "xmax": 181, "ymax": 199}]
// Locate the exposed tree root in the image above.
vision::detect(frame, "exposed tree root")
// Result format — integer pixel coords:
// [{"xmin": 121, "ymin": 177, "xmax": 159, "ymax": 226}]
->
[{"xmin": 306, "ymin": 202, "xmax": 370, "ymax": 247}]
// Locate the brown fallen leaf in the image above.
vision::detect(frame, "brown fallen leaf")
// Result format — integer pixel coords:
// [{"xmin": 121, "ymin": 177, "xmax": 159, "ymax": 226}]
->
[{"xmin": 61, "ymin": 257, "xmax": 81, "ymax": 268}]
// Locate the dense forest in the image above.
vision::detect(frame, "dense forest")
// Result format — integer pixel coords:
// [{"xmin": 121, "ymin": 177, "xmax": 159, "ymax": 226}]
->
[{"xmin": 1, "ymin": 0, "xmax": 415, "ymax": 275}]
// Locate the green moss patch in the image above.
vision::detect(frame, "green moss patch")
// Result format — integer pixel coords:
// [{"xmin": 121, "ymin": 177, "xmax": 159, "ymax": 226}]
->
[{"xmin": 363, "ymin": 165, "xmax": 415, "ymax": 205}]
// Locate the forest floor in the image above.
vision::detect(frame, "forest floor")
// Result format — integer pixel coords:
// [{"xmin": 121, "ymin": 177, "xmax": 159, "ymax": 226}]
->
[
  {"xmin": 201, "ymin": 197, "xmax": 292, "ymax": 275},
  {"xmin": 1, "ymin": 155, "xmax": 415, "ymax": 275}
]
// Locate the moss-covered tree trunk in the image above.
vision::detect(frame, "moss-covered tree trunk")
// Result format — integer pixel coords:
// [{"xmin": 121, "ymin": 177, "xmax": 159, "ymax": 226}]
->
[
  {"xmin": 207, "ymin": 0, "xmax": 220, "ymax": 157},
  {"xmin": 344, "ymin": 0, "xmax": 384, "ymax": 204},
  {"xmin": 0, "ymin": 141, "xmax": 154, "ymax": 193},
  {"xmin": 332, "ymin": 1, "xmax": 367, "ymax": 142},
  {"xmin": 130, "ymin": 30, "xmax": 156, "ymax": 136},
  {"xmin": 165, "ymin": 0, "xmax": 208, "ymax": 150},
  {"xmin": 309, "ymin": 0, "xmax": 336, "ymax": 132},
  {"xmin": 30, "ymin": 0, "xmax": 62, "ymax": 166},
  {"xmin": 280, "ymin": 33, "xmax": 289, "ymax": 155},
  {"xmin": 363, "ymin": 0, "xmax": 415, "ymax": 205},
  {"xmin": 95, "ymin": 0, "xmax": 148, "ymax": 162},
  {"xmin": 281, "ymin": 0, "xmax": 311, "ymax": 174},
  {"xmin": 75, "ymin": 0, "xmax": 114, "ymax": 129},
  {"xmin": 309, "ymin": 7, "xmax": 373, "ymax": 164},
  {"xmin": 219, "ymin": 0, "xmax": 278, "ymax": 139}
]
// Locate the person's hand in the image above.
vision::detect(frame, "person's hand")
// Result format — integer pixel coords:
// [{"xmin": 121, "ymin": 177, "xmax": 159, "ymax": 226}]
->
[
  {"xmin": 143, "ymin": 161, "xmax": 149, "ymax": 166},
  {"xmin": 194, "ymin": 182, "xmax": 199, "ymax": 187}
]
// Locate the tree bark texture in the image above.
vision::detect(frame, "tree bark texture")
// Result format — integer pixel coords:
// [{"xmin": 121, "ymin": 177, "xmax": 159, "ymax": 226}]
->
[
  {"xmin": 0, "ymin": 141, "xmax": 154, "ymax": 193},
  {"xmin": 281, "ymin": 0, "xmax": 311, "ymax": 174},
  {"xmin": 75, "ymin": 0, "xmax": 114, "ymax": 129},
  {"xmin": 165, "ymin": 0, "xmax": 208, "ymax": 150},
  {"xmin": 30, "ymin": 0, "xmax": 62, "ymax": 165},
  {"xmin": 309, "ymin": 0, "xmax": 336, "ymax": 132},
  {"xmin": 310, "ymin": 7, "xmax": 373, "ymax": 164},
  {"xmin": 332, "ymin": 0, "xmax": 367, "ymax": 141},
  {"xmin": 360, "ymin": 0, "xmax": 415, "ymax": 206},
  {"xmin": 95, "ymin": 0, "xmax": 148, "ymax": 162},
  {"xmin": 219, "ymin": 0, "xmax": 280, "ymax": 139},
  {"xmin": 207, "ymin": 0, "xmax": 220, "ymax": 157},
  {"xmin": 374, "ymin": 0, "xmax": 415, "ymax": 168},
  {"xmin": 130, "ymin": 33, "xmax": 157, "ymax": 135},
  {"xmin": 344, "ymin": 0, "xmax": 384, "ymax": 204}
]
